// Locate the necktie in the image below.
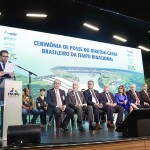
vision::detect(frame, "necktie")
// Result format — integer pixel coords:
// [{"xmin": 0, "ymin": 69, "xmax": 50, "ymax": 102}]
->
[
  {"xmin": 145, "ymin": 90, "xmax": 150, "ymax": 99},
  {"xmin": 75, "ymin": 92, "xmax": 81, "ymax": 105},
  {"xmin": 2, "ymin": 63, "xmax": 5, "ymax": 70},
  {"xmin": 56, "ymin": 89, "xmax": 62, "ymax": 106},
  {"xmin": 132, "ymin": 92, "xmax": 140, "ymax": 105},
  {"xmin": 106, "ymin": 93, "xmax": 113, "ymax": 103},
  {"xmin": 91, "ymin": 90, "xmax": 99, "ymax": 103}
]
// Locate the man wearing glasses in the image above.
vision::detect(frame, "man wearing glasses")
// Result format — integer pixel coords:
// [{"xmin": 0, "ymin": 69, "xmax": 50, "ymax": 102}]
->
[{"xmin": 0, "ymin": 50, "xmax": 15, "ymax": 84}]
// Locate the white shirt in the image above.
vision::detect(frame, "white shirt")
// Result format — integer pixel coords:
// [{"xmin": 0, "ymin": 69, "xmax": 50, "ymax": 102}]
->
[
  {"xmin": 54, "ymin": 88, "xmax": 62, "ymax": 106},
  {"xmin": 89, "ymin": 89, "xmax": 98, "ymax": 104},
  {"xmin": 105, "ymin": 92, "xmax": 113, "ymax": 103},
  {"xmin": 74, "ymin": 91, "xmax": 82, "ymax": 105},
  {"xmin": 144, "ymin": 90, "xmax": 149, "ymax": 98}
]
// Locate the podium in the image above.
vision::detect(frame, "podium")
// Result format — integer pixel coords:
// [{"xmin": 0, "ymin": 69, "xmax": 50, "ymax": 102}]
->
[
  {"xmin": 116, "ymin": 108, "xmax": 150, "ymax": 137},
  {"xmin": 0, "ymin": 80, "xmax": 22, "ymax": 141}
]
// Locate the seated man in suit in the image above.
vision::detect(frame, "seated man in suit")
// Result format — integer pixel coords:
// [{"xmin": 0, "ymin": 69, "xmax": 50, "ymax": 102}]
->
[
  {"xmin": 100, "ymin": 85, "xmax": 124, "ymax": 128},
  {"xmin": 140, "ymin": 83, "xmax": 150, "ymax": 105},
  {"xmin": 22, "ymin": 86, "xmax": 39, "ymax": 124},
  {"xmin": 67, "ymin": 81, "xmax": 97, "ymax": 131},
  {"xmin": 83, "ymin": 80, "xmax": 102, "ymax": 129},
  {"xmin": 46, "ymin": 79, "xmax": 74, "ymax": 132},
  {"xmin": 127, "ymin": 84, "xmax": 150, "ymax": 110}
]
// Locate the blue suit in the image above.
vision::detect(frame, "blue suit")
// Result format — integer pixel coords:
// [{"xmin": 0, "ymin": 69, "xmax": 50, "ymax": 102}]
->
[{"xmin": 83, "ymin": 89, "xmax": 100, "ymax": 124}]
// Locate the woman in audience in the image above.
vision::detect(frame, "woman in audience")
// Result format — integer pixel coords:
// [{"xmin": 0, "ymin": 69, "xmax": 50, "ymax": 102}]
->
[
  {"xmin": 115, "ymin": 85, "xmax": 138, "ymax": 115},
  {"xmin": 22, "ymin": 86, "xmax": 39, "ymax": 124}
]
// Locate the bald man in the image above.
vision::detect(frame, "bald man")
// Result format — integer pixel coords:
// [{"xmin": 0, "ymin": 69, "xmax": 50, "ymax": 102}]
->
[
  {"xmin": 100, "ymin": 85, "xmax": 124, "ymax": 128},
  {"xmin": 67, "ymin": 81, "xmax": 97, "ymax": 131},
  {"xmin": 46, "ymin": 79, "xmax": 74, "ymax": 132},
  {"xmin": 127, "ymin": 84, "xmax": 150, "ymax": 110}
]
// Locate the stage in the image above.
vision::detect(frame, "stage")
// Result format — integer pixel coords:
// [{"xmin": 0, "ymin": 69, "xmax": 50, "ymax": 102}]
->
[
  {"xmin": 1, "ymin": 120, "xmax": 150, "ymax": 149},
  {"xmin": 40, "ymin": 122, "xmax": 123, "ymax": 144},
  {"xmin": 1, "ymin": 121, "xmax": 124, "ymax": 148}
]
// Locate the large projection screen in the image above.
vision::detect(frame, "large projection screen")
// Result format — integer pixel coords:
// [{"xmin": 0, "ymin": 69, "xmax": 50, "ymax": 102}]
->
[{"xmin": 0, "ymin": 25, "xmax": 145, "ymax": 99}]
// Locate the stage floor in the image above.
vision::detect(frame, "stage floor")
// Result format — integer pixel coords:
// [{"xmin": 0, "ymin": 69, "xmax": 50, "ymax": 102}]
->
[
  {"xmin": 1, "ymin": 121, "xmax": 125, "ymax": 148},
  {"xmin": 39, "ymin": 109, "xmax": 129, "ymax": 145},
  {"xmin": 40, "ymin": 121, "xmax": 124, "ymax": 145}
]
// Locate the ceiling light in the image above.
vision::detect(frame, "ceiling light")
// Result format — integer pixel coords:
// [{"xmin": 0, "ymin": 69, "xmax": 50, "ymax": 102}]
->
[
  {"xmin": 148, "ymin": 31, "xmax": 150, "ymax": 33},
  {"xmin": 138, "ymin": 45, "xmax": 150, "ymax": 51},
  {"xmin": 83, "ymin": 23, "xmax": 99, "ymax": 31},
  {"xmin": 0, "ymin": 12, "xmax": 1, "ymax": 15},
  {"xmin": 26, "ymin": 13, "xmax": 47, "ymax": 18},
  {"xmin": 113, "ymin": 35, "xmax": 127, "ymax": 42}
]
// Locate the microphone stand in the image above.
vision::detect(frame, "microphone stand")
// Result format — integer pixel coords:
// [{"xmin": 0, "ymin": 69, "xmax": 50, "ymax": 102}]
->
[{"xmin": 14, "ymin": 63, "xmax": 37, "ymax": 124}]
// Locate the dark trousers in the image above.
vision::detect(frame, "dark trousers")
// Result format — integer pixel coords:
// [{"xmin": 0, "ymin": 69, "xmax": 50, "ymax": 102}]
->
[
  {"xmin": 38, "ymin": 107, "xmax": 47, "ymax": 124},
  {"xmin": 74, "ymin": 105, "xmax": 94, "ymax": 124},
  {"xmin": 49, "ymin": 107, "xmax": 74, "ymax": 128},
  {"xmin": 92, "ymin": 105, "xmax": 101, "ymax": 124},
  {"xmin": 22, "ymin": 108, "xmax": 39, "ymax": 124},
  {"xmin": 101, "ymin": 104, "xmax": 124, "ymax": 123}
]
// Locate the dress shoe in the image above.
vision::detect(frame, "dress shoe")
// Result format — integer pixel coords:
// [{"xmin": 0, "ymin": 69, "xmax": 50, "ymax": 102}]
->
[
  {"xmin": 89, "ymin": 124, "xmax": 97, "ymax": 130},
  {"xmin": 107, "ymin": 122, "xmax": 115, "ymax": 128},
  {"xmin": 60, "ymin": 123, "xmax": 68, "ymax": 131},
  {"xmin": 96, "ymin": 123, "xmax": 102, "ymax": 129},
  {"xmin": 79, "ymin": 125, "xmax": 85, "ymax": 131}
]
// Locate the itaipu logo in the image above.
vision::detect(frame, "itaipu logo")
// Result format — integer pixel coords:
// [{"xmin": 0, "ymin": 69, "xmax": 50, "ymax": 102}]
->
[{"xmin": 8, "ymin": 88, "xmax": 20, "ymax": 97}]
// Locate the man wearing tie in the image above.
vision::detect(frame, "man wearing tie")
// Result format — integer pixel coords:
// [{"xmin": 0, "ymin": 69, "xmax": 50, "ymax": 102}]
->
[
  {"xmin": 46, "ymin": 79, "xmax": 74, "ymax": 132},
  {"xmin": 140, "ymin": 83, "xmax": 150, "ymax": 105},
  {"xmin": 0, "ymin": 50, "xmax": 15, "ymax": 84},
  {"xmin": 100, "ymin": 85, "xmax": 124, "ymax": 128},
  {"xmin": 127, "ymin": 84, "xmax": 150, "ymax": 109},
  {"xmin": 67, "ymin": 81, "xmax": 97, "ymax": 131},
  {"xmin": 83, "ymin": 80, "xmax": 102, "ymax": 129}
]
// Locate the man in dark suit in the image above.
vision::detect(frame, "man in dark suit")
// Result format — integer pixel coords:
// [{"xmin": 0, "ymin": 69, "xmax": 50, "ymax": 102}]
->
[
  {"xmin": 0, "ymin": 50, "xmax": 15, "ymax": 84},
  {"xmin": 100, "ymin": 85, "xmax": 124, "ymax": 128},
  {"xmin": 140, "ymin": 83, "xmax": 150, "ymax": 105},
  {"xmin": 46, "ymin": 79, "xmax": 74, "ymax": 132},
  {"xmin": 83, "ymin": 80, "xmax": 102, "ymax": 129},
  {"xmin": 127, "ymin": 84, "xmax": 150, "ymax": 110},
  {"xmin": 67, "ymin": 81, "xmax": 97, "ymax": 131}
]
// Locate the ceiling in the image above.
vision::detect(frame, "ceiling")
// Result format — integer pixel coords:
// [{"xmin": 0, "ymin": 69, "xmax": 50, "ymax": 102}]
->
[{"xmin": 0, "ymin": 0, "xmax": 150, "ymax": 77}]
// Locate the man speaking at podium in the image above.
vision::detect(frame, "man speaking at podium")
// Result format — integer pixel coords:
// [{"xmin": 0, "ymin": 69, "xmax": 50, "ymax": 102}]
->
[{"xmin": 0, "ymin": 50, "xmax": 15, "ymax": 84}]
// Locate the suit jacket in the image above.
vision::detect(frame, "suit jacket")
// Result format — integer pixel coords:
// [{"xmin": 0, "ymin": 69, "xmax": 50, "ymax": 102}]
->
[
  {"xmin": 67, "ymin": 91, "xmax": 87, "ymax": 108},
  {"xmin": 83, "ymin": 89, "xmax": 100, "ymax": 105},
  {"xmin": 126, "ymin": 90, "xmax": 143, "ymax": 105},
  {"xmin": 0, "ymin": 64, "xmax": 12, "ymax": 84},
  {"xmin": 46, "ymin": 88, "xmax": 66, "ymax": 108},
  {"xmin": 99, "ymin": 92, "xmax": 116, "ymax": 105},
  {"xmin": 140, "ymin": 89, "xmax": 150, "ymax": 104}
]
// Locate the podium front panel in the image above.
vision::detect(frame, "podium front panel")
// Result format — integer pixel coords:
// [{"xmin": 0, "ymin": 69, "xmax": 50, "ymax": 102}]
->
[{"xmin": 3, "ymin": 80, "xmax": 22, "ymax": 141}]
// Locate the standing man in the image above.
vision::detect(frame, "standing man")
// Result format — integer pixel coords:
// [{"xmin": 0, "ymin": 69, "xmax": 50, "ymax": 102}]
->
[
  {"xmin": 46, "ymin": 79, "xmax": 74, "ymax": 132},
  {"xmin": 67, "ymin": 81, "xmax": 97, "ymax": 131},
  {"xmin": 140, "ymin": 83, "xmax": 150, "ymax": 105},
  {"xmin": 83, "ymin": 80, "xmax": 102, "ymax": 129},
  {"xmin": 0, "ymin": 50, "xmax": 15, "ymax": 84},
  {"xmin": 100, "ymin": 85, "xmax": 124, "ymax": 128},
  {"xmin": 36, "ymin": 88, "xmax": 47, "ymax": 125}
]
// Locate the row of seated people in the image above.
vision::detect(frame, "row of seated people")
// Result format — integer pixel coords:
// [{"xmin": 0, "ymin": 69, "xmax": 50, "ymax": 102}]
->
[{"xmin": 22, "ymin": 80, "xmax": 150, "ymax": 133}]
